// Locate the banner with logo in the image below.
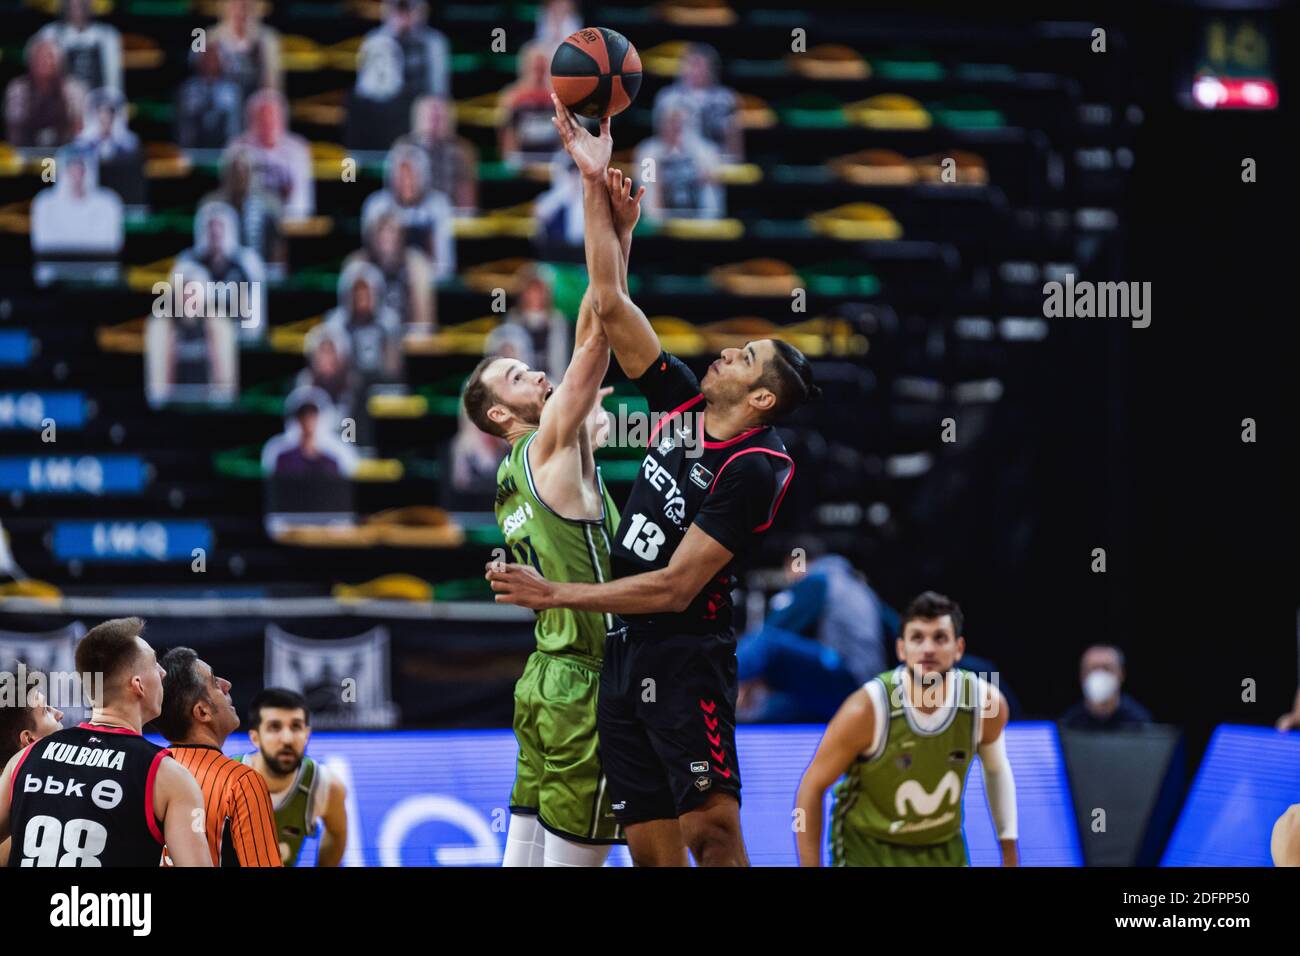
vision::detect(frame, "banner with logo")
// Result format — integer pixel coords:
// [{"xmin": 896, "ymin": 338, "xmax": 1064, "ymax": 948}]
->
[{"xmin": 264, "ymin": 624, "xmax": 400, "ymax": 729}]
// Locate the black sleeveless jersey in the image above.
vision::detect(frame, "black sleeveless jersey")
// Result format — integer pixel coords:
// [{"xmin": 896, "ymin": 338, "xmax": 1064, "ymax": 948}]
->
[
  {"xmin": 611, "ymin": 352, "xmax": 795, "ymax": 636},
  {"xmin": 7, "ymin": 723, "xmax": 170, "ymax": 867}
]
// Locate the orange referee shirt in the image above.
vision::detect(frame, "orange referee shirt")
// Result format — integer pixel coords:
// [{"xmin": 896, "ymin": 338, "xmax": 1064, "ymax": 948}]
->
[{"xmin": 166, "ymin": 744, "xmax": 282, "ymax": 867}]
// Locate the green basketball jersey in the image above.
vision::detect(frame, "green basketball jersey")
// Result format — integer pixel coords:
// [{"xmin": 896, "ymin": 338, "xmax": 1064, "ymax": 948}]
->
[
  {"xmin": 831, "ymin": 667, "xmax": 982, "ymax": 858},
  {"xmin": 239, "ymin": 753, "xmax": 320, "ymax": 867},
  {"xmin": 494, "ymin": 430, "xmax": 619, "ymax": 660}
]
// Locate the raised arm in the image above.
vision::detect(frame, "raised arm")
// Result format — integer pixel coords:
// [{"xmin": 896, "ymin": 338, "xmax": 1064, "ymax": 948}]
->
[
  {"xmin": 534, "ymin": 325, "xmax": 611, "ymax": 459},
  {"xmin": 551, "ymin": 93, "xmax": 661, "ymax": 379}
]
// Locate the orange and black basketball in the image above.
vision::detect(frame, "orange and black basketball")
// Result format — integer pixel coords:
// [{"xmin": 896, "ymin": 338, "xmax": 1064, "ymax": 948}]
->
[{"xmin": 549, "ymin": 27, "xmax": 642, "ymax": 119}]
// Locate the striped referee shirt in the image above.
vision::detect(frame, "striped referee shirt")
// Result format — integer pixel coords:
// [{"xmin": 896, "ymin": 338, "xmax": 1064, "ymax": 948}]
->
[{"xmin": 165, "ymin": 744, "xmax": 282, "ymax": 867}]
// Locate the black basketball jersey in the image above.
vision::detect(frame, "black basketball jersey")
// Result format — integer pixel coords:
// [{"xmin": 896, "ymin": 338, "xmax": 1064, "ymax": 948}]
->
[
  {"xmin": 7, "ymin": 723, "xmax": 170, "ymax": 867},
  {"xmin": 612, "ymin": 352, "xmax": 794, "ymax": 636}
]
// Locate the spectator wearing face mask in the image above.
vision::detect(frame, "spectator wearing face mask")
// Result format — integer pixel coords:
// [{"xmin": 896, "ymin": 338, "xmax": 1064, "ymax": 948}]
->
[{"xmin": 1060, "ymin": 644, "xmax": 1152, "ymax": 731}]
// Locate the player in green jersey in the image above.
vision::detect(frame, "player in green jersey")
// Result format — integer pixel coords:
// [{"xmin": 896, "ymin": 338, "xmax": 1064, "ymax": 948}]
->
[
  {"xmin": 242, "ymin": 688, "xmax": 349, "ymax": 867},
  {"xmin": 460, "ymin": 123, "xmax": 646, "ymax": 866},
  {"xmin": 795, "ymin": 591, "xmax": 1019, "ymax": 866}
]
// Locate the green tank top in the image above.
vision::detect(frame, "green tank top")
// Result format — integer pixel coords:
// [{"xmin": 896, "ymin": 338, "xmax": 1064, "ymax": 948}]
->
[
  {"xmin": 240, "ymin": 754, "xmax": 319, "ymax": 867},
  {"xmin": 494, "ymin": 430, "xmax": 619, "ymax": 661},
  {"xmin": 831, "ymin": 667, "xmax": 982, "ymax": 851}
]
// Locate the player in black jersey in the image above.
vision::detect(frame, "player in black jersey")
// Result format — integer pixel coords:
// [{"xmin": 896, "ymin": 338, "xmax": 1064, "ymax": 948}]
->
[
  {"xmin": 489, "ymin": 97, "xmax": 820, "ymax": 867},
  {"xmin": 0, "ymin": 617, "xmax": 211, "ymax": 866}
]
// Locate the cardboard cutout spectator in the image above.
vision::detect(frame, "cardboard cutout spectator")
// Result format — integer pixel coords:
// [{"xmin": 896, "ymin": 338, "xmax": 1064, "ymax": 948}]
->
[
  {"xmin": 5, "ymin": 35, "xmax": 87, "ymax": 148},
  {"xmin": 176, "ymin": 201, "xmax": 266, "ymax": 339},
  {"xmin": 202, "ymin": 143, "xmax": 286, "ymax": 277},
  {"xmin": 262, "ymin": 386, "xmax": 357, "ymax": 479},
  {"xmin": 530, "ymin": 0, "xmax": 580, "ymax": 59},
  {"xmin": 212, "ymin": 0, "xmax": 283, "ymax": 104},
  {"xmin": 233, "ymin": 89, "xmax": 314, "ymax": 220},
  {"xmin": 176, "ymin": 45, "xmax": 244, "ymax": 150},
  {"xmin": 634, "ymin": 102, "xmax": 724, "ymax": 221},
  {"xmin": 31, "ymin": 148, "xmax": 122, "ymax": 256},
  {"xmin": 361, "ymin": 143, "xmax": 454, "ymax": 280},
  {"xmin": 323, "ymin": 260, "xmax": 405, "ymax": 390},
  {"xmin": 145, "ymin": 263, "xmax": 239, "ymax": 407},
  {"xmin": 344, "ymin": 32, "xmax": 414, "ymax": 151},
  {"xmin": 345, "ymin": 198, "xmax": 434, "ymax": 332},
  {"xmin": 652, "ymin": 43, "xmax": 743, "ymax": 161},
  {"xmin": 35, "ymin": 0, "xmax": 122, "ymax": 95},
  {"xmin": 358, "ymin": 0, "xmax": 449, "ymax": 101},
  {"xmin": 500, "ymin": 265, "xmax": 569, "ymax": 380},
  {"xmin": 396, "ymin": 95, "xmax": 478, "ymax": 211},
  {"xmin": 74, "ymin": 87, "xmax": 145, "ymax": 207},
  {"xmin": 498, "ymin": 41, "xmax": 561, "ymax": 167},
  {"xmin": 532, "ymin": 148, "xmax": 584, "ymax": 254},
  {"xmin": 295, "ymin": 321, "xmax": 368, "ymax": 444}
]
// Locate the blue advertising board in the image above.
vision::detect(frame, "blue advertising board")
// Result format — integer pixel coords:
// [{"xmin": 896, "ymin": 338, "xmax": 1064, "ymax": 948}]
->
[
  {"xmin": 1161, "ymin": 725, "xmax": 1300, "ymax": 866},
  {"xmin": 191, "ymin": 722, "xmax": 1080, "ymax": 867},
  {"xmin": 52, "ymin": 520, "xmax": 210, "ymax": 562},
  {"xmin": 0, "ymin": 455, "xmax": 145, "ymax": 495}
]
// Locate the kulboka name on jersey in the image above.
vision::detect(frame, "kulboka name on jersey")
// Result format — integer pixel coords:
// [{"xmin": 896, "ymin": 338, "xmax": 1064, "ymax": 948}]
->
[
  {"xmin": 50, "ymin": 886, "xmax": 151, "ymax": 937},
  {"xmin": 35, "ymin": 739, "xmax": 128, "ymax": 771}
]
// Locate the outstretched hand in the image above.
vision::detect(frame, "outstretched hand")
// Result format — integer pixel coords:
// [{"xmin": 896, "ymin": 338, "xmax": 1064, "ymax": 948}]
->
[
  {"xmin": 605, "ymin": 167, "xmax": 646, "ymax": 235},
  {"xmin": 550, "ymin": 92, "xmax": 611, "ymax": 180}
]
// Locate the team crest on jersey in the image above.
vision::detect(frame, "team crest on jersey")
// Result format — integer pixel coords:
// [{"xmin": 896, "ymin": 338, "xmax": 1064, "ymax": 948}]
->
[
  {"xmin": 689, "ymin": 463, "xmax": 713, "ymax": 489},
  {"xmin": 657, "ymin": 434, "xmax": 675, "ymax": 456},
  {"xmin": 694, "ymin": 775, "xmax": 712, "ymax": 792}
]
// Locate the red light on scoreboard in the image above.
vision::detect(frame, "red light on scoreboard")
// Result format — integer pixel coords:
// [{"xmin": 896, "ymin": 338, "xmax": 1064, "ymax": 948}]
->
[{"xmin": 1191, "ymin": 75, "xmax": 1278, "ymax": 110}]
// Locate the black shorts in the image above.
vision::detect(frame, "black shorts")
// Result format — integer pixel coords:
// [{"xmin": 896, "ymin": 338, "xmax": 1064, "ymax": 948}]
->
[{"xmin": 597, "ymin": 625, "xmax": 741, "ymax": 826}]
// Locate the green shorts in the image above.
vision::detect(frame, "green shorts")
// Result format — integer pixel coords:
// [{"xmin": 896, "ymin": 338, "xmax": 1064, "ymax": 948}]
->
[
  {"xmin": 509, "ymin": 650, "xmax": 623, "ymax": 844},
  {"xmin": 832, "ymin": 830, "xmax": 968, "ymax": 867}
]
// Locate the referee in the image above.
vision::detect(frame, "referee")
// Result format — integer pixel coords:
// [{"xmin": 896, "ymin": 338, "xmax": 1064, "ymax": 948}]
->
[{"xmin": 155, "ymin": 647, "xmax": 282, "ymax": 867}]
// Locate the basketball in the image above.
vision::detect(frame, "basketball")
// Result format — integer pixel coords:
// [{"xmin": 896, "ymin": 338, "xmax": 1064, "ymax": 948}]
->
[{"xmin": 549, "ymin": 27, "xmax": 642, "ymax": 118}]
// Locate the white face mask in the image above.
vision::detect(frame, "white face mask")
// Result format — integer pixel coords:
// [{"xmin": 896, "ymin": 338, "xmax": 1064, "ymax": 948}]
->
[{"xmin": 1083, "ymin": 668, "xmax": 1120, "ymax": 705}]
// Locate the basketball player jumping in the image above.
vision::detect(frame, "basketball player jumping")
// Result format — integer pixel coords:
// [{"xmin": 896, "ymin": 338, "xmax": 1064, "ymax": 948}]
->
[
  {"xmin": 795, "ymin": 592, "xmax": 1019, "ymax": 866},
  {"xmin": 459, "ymin": 120, "xmax": 640, "ymax": 866},
  {"xmin": 0, "ymin": 618, "xmax": 212, "ymax": 866},
  {"xmin": 487, "ymin": 95, "xmax": 819, "ymax": 867}
]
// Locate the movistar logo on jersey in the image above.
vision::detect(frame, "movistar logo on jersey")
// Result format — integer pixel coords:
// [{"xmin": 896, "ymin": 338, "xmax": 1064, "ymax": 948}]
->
[{"xmin": 889, "ymin": 771, "xmax": 962, "ymax": 834}]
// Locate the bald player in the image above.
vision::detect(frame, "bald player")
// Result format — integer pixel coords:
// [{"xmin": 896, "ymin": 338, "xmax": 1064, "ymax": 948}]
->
[{"xmin": 0, "ymin": 618, "xmax": 211, "ymax": 866}]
